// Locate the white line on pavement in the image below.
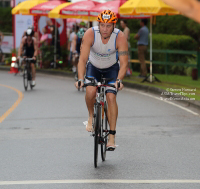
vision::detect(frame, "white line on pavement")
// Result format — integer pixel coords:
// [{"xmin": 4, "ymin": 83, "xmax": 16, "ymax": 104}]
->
[
  {"xmin": 124, "ymin": 88, "xmax": 199, "ymax": 116},
  {"xmin": 1, "ymin": 180, "xmax": 200, "ymax": 185}
]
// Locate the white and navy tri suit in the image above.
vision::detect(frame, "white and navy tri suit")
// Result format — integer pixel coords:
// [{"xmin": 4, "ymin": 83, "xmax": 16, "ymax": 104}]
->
[{"xmin": 86, "ymin": 26, "xmax": 120, "ymax": 95}]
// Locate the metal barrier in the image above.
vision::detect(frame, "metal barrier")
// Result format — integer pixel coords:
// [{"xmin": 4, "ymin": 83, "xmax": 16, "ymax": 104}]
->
[{"xmin": 130, "ymin": 48, "xmax": 200, "ymax": 78}]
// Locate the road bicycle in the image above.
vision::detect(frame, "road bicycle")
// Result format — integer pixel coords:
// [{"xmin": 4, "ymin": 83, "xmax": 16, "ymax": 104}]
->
[
  {"xmin": 79, "ymin": 77, "xmax": 120, "ymax": 168},
  {"xmin": 23, "ymin": 58, "xmax": 34, "ymax": 91}
]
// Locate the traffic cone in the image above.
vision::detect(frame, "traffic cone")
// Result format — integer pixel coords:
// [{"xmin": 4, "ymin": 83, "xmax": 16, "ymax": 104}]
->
[{"xmin": 9, "ymin": 53, "xmax": 18, "ymax": 74}]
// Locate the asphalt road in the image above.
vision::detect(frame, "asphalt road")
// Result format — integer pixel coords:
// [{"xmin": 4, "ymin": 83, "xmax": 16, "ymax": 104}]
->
[{"xmin": 0, "ymin": 70, "xmax": 200, "ymax": 189}]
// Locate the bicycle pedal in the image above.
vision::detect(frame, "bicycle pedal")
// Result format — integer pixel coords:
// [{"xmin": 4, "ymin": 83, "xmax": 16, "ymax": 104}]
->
[{"xmin": 103, "ymin": 130, "xmax": 109, "ymax": 133}]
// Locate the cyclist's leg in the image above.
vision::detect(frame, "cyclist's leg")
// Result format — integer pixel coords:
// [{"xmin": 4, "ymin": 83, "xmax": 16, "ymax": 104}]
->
[
  {"xmin": 104, "ymin": 63, "xmax": 119, "ymax": 147},
  {"xmin": 31, "ymin": 62, "xmax": 36, "ymax": 81},
  {"xmin": 85, "ymin": 62, "xmax": 101, "ymax": 131},
  {"xmin": 85, "ymin": 86, "xmax": 96, "ymax": 131},
  {"xmin": 106, "ymin": 93, "xmax": 118, "ymax": 147}
]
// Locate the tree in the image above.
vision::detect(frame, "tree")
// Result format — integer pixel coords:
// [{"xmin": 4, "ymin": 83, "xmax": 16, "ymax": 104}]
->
[
  {"xmin": 121, "ymin": 15, "xmax": 200, "ymax": 48},
  {"xmin": 0, "ymin": 7, "xmax": 12, "ymax": 33}
]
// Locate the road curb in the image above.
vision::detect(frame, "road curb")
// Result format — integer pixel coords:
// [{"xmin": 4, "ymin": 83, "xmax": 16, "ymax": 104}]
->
[{"xmin": 1, "ymin": 66, "xmax": 200, "ymax": 111}]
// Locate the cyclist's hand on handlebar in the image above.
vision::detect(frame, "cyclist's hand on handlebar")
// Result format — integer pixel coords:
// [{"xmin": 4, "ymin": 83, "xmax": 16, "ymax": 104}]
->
[
  {"xmin": 32, "ymin": 56, "xmax": 36, "ymax": 61},
  {"xmin": 115, "ymin": 80, "xmax": 124, "ymax": 91},
  {"xmin": 75, "ymin": 79, "xmax": 84, "ymax": 89},
  {"xmin": 17, "ymin": 56, "xmax": 20, "ymax": 63}
]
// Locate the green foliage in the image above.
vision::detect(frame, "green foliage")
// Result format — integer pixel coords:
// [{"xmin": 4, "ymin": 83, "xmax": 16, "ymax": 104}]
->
[
  {"xmin": 185, "ymin": 56, "xmax": 197, "ymax": 76},
  {"xmin": 130, "ymin": 33, "xmax": 197, "ymax": 59},
  {"xmin": 61, "ymin": 44, "xmax": 69, "ymax": 64},
  {"xmin": 130, "ymin": 33, "xmax": 198, "ymax": 75},
  {"xmin": 40, "ymin": 45, "xmax": 69, "ymax": 68},
  {"xmin": 40, "ymin": 45, "xmax": 54, "ymax": 63},
  {"xmin": 123, "ymin": 15, "xmax": 200, "ymax": 48},
  {"xmin": 130, "ymin": 33, "xmax": 197, "ymax": 50},
  {"xmin": 0, "ymin": 7, "xmax": 12, "ymax": 33},
  {"xmin": 153, "ymin": 15, "xmax": 188, "ymax": 35}
]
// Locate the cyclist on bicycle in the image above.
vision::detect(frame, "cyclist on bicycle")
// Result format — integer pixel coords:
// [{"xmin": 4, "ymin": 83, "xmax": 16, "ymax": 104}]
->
[
  {"xmin": 75, "ymin": 10, "xmax": 128, "ymax": 150},
  {"xmin": 72, "ymin": 27, "xmax": 85, "ymax": 80},
  {"xmin": 18, "ymin": 27, "xmax": 37, "ymax": 86}
]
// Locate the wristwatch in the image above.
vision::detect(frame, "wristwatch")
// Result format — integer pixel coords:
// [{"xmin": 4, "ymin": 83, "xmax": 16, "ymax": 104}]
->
[
  {"xmin": 78, "ymin": 79, "xmax": 84, "ymax": 82},
  {"xmin": 116, "ymin": 79, "xmax": 122, "ymax": 83}
]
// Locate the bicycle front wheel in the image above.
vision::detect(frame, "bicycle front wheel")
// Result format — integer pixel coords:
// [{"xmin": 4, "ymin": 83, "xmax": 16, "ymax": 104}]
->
[
  {"xmin": 101, "ymin": 101, "xmax": 108, "ymax": 161},
  {"xmin": 23, "ymin": 68, "xmax": 28, "ymax": 91},
  {"xmin": 27, "ymin": 66, "xmax": 33, "ymax": 90},
  {"xmin": 94, "ymin": 104, "xmax": 101, "ymax": 168}
]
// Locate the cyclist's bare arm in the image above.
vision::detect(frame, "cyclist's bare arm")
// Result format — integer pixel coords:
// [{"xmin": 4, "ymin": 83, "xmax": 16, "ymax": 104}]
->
[
  {"xmin": 78, "ymin": 28, "xmax": 94, "ymax": 80},
  {"xmin": 162, "ymin": 0, "xmax": 200, "ymax": 23},
  {"xmin": 18, "ymin": 37, "xmax": 26, "ymax": 57},
  {"xmin": 116, "ymin": 31, "xmax": 128, "ymax": 80},
  {"xmin": 33, "ymin": 38, "xmax": 38, "ymax": 58},
  {"xmin": 123, "ymin": 27, "xmax": 130, "ymax": 41}
]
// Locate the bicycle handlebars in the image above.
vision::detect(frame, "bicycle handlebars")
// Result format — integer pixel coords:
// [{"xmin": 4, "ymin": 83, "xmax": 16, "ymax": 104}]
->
[
  {"xmin": 23, "ymin": 57, "xmax": 35, "ymax": 61},
  {"xmin": 78, "ymin": 77, "xmax": 121, "ymax": 89}
]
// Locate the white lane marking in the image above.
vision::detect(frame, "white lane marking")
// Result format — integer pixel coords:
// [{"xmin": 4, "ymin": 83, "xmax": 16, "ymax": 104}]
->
[
  {"xmin": 124, "ymin": 88, "xmax": 199, "ymax": 116},
  {"xmin": 1, "ymin": 180, "xmax": 200, "ymax": 185}
]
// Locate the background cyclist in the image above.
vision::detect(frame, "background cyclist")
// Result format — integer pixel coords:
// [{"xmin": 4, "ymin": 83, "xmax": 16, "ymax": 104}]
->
[
  {"xmin": 72, "ymin": 26, "xmax": 85, "ymax": 80},
  {"xmin": 18, "ymin": 27, "xmax": 38, "ymax": 86}
]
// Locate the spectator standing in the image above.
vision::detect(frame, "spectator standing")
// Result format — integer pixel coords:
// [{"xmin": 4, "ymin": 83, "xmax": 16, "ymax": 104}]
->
[
  {"xmin": 71, "ymin": 25, "xmax": 79, "ymax": 76},
  {"xmin": 0, "ymin": 31, "xmax": 4, "ymax": 62},
  {"xmin": 68, "ymin": 26, "xmax": 76, "ymax": 67},
  {"xmin": 47, "ymin": 20, "xmax": 61, "ymax": 64},
  {"xmin": 120, "ymin": 20, "xmax": 131, "ymax": 76},
  {"xmin": 39, "ymin": 28, "xmax": 48, "ymax": 67},
  {"xmin": 0, "ymin": 31, "xmax": 4, "ymax": 46},
  {"xmin": 134, "ymin": 19, "xmax": 149, "ymax": 78},
  {"xmin": 40, "ymin": 28, "xmax": 48, "ymax": 46},
  {"xmin": 79, "ymin": 21, "xmax": 87, "ymax": 32}
]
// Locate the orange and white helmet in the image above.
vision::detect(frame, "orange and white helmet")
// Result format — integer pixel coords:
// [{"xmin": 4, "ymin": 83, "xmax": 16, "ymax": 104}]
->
[{"xmin": 97, "ymin": 10, "xmax": 118, "ymax": 24}]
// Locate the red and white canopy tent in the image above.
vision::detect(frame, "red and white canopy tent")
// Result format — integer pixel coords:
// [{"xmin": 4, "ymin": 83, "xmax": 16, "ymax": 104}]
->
[
  {"xmin": 56, "ymin": 0, "xmax": 101, "ymax": 23},
  {"xmin": 30, "ymin": 0, "xmax": 66, "ymax": 16},
  {"xmin": 89, "ymin": 0, "xmax": 150, "ymax": 20},
  {"xmin": 29, "ymin": 0, "xmax": 66, "ymax": 40}
]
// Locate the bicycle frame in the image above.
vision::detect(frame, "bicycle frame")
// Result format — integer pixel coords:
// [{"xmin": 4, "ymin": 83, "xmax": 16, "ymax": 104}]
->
[
  {"xmin": 81, "ymin": 77, "xmax": 117, "ymax": 167},
  {"xmin": 94, "ymin": 84, "xmax": 109, "ymax": 139}
]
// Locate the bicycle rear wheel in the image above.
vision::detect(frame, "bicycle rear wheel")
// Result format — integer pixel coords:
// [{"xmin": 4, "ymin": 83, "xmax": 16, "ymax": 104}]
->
[
  {"xmin": 23, "ymin": 67, "xmax": 28, "ymax": 91},
  {"xmin": 101, "ymin": 101, "xmax": 108, "ymax": 161},
  {"xmin": 94, "ymin": 104, "xmax": 101, "ymax": 168}
]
